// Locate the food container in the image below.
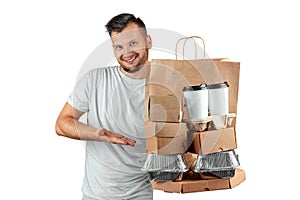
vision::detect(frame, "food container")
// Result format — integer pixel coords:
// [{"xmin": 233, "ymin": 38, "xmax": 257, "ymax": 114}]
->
[
  {"xmin": 184, "ymin": 117, "xmax": 210, "ymax": 132},
  {"xmin": 183, "ymin": 84, "xmax": 208, "ymax": 120},
  {"xmin": 208, "ymin": 113, "xmax": 236, "ymax": 130},
  {"xmin": 193, "ymin": 150, "xmax": 240, "ymax": 178},
  {"xmin": 207, "ymin": 82, "xmax": 229, "ymax": 116},
  {"xmin": 209, "ymin": 170, "xmax": 236, "ymax": 178},
  {"xmin": 148, "ymin": 171, "xmax": 182, "ymax": 181},
  {"xmin": 184, "ymin": 113, "xmax": 236, "ymax": 131},
  {"xmin": 142, "ymin": 154, "xmax": 188, "ymax": 181}
]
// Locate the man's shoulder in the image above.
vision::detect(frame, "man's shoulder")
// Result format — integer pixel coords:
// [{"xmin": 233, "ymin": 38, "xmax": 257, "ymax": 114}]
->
[
  {"xmin": 88, "ymin": 66, "xmax": 118, "ymax": 72},
  {"xmin": 86, "ymin": 66, "xmax": 119, "ymax": 77}
]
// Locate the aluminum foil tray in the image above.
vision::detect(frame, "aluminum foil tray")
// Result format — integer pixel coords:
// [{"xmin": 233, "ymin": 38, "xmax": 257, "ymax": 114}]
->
[
  {"xmin": 142, "ymin": 154, "xmax": 188, "ymax": 172},
  {"xmin": 142, "ymin": 154, "xmax": 188, "ymax": 181},
  {"xmin": 148, "ymin": 171, "xmax": 182, "ymax": 181},
  {"xmin": 209, "ymin": 169, "xmax": 236, "ymax": 178},
  {"xmin": 193, "ymin": 150, "xmax": 240, "ymax": 175}
]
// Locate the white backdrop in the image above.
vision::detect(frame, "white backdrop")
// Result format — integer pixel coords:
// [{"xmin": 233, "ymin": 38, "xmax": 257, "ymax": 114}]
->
[{"xmin": 1, "ymin": 0, "xmax": 299, "ymax": 199}]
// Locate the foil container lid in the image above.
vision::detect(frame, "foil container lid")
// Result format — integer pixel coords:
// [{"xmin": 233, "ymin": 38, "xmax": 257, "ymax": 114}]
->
[
  {"xmin": 141, "ymin": 154, "xmax": 188, "ymax": 172},
  {"xmin": 193, "ymin": 150, "xmax": 240, "ymax": 173}
]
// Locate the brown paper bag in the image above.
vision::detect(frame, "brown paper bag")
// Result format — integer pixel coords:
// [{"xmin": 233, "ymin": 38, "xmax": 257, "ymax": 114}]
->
[{"xmin": 145, "ymin": 36, "xmax": 240, "ymax": 124}]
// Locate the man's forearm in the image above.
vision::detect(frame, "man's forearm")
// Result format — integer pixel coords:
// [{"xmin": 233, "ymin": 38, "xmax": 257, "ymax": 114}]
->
[
  {"xmin": 56, "ymin": 116, "xmax": 98, "ymax": 140},
  {"xmin": 56, "ymin": 117, "xmax": 136, "ymax": 146}
]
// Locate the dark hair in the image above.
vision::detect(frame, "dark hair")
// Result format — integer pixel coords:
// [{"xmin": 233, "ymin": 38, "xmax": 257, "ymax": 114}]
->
[{"xmin": 105, "ymin": 13, "xmax": 146, "ymax": 36}]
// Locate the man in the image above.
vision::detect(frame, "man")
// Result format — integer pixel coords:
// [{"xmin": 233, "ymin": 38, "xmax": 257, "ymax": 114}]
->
[{"xmin": 55, "ymin": 13, "xmax": 153, "ymax": 200}]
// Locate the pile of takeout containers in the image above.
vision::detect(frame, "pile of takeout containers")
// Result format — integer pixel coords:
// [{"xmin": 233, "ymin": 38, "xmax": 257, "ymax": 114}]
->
[{"xmin": 143, "ymin": 58, "xmax": 245, "ymax": 193}]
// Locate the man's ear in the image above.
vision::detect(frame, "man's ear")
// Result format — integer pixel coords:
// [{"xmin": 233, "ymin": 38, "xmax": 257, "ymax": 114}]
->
[{"xmin": 146, "ymin": 35, "xmax": 152, "ymax": 49}]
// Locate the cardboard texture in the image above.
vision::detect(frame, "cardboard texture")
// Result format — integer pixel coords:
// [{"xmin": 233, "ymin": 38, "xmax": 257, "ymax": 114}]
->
[
  {"xmin": 188, "ymin": 127, "xmax": 237, "ymax": 155},
  {"xmin": 145, "ymin": 121, "xmax": 188, "ymax": 138},
  {"xmin": 146, "ymin": 132, "xmax": 188, "ymax": 155},
  {"xmin": 145, "ymin": 122, "xmax": 189, "ymax": 154},
  {"xmin": 149, "ymin": 95, "xmax": 182, "ymax": 122},
  {"xmin": 182, "ymin": 152, "xmax": 198, "ymax": 170},
  {"xmin": 151, "ymin": 168, "xmax": 245, "ymax": 193}
]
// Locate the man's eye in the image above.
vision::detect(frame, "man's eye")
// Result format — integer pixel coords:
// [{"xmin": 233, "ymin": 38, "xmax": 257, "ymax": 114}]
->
[
  {"xmin": 115, "ymin": 45, "xmax": 123, "ymax": 50},
  {"xmin": 129, "ymin": 41, "xmax": 137, "ymax": 46}
]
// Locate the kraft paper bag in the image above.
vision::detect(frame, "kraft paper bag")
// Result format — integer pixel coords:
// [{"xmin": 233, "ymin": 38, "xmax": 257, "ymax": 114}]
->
[{"xmin": 145, "ymin": 36, "xmax": 240, "ymax": 123}]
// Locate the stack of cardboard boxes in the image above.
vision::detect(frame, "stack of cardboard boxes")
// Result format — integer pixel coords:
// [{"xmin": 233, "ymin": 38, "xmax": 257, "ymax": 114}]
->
[
  {"xmin": 143, "ymin": 59, "xmax": 245, "ymax": 193},
  {"xmin": 146, "ymin": 95, "xmax": 188, "ymax": 155}
]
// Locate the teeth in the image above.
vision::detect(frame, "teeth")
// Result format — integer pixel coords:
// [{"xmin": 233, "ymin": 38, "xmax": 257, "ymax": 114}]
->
[{"xmin": 125, "ymin": 55, "xmax": 136, "ymax": 62}]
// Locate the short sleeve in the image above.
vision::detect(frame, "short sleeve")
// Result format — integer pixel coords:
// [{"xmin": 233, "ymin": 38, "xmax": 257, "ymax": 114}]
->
[{"xmin": 67, "ymin": 71, "xmax": 92, "ymax": 113}]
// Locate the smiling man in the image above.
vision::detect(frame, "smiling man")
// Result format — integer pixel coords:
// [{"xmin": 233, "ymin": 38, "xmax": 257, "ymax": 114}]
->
[
  {"xmin": 55, "ymin": 13, "xmax": 153, "ymax": 200},
  {"xmin": 109, "ymin": 17, "xmax": 152, "ymax": 78}
]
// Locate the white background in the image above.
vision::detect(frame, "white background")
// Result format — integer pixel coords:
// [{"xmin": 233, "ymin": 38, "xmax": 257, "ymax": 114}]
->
[{"xmin": 1, "ymin": 0, "xmax": 299, "ymax": 199}]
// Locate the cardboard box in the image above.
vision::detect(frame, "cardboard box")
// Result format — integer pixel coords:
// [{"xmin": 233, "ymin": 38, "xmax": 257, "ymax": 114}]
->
[
  {"xmin": 146, "ymin": 132, "xmax": 188, "ymax": 155},
  {"xmin": 145, "ymin": 124, "xmax": 236, "ymax": 155},
  {"xmin": 151, "ymin": 168, "xmax": 245, "ymax": 193},
  {"xmin": 149, "ymin": 95, "xmax": 182, "ymax": 122},
  {"xmin": 145, "ymin": 121, "xmax": 188, "ymax": 138},
  {"xmin": 188, "ymin": 127, "xmax": 237, "ymax": 155},
  {"xmin": 145, "ymin": 121, "xmax": 189, "ymax": 155}
]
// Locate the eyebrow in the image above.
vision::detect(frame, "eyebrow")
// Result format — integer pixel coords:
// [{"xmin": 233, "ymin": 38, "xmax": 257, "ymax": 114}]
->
[{"xmin": 113, "ymin": 39, "xmax": 138, "ymax": 46}]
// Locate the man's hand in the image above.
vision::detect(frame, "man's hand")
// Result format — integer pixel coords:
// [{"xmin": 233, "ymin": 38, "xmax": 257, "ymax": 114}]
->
[{"xmin": 97, "ymin": 128, "xmax": 136, "ymax": 146}]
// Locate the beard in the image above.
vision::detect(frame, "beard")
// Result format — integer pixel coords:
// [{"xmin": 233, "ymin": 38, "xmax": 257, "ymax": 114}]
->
[
  {"xmin": 119, "ymin": 51, "xmax": 148, "ymax": 73},
  {"xmin": 121, "ymin": 63, "xmax": 144, "ymax": 73}
]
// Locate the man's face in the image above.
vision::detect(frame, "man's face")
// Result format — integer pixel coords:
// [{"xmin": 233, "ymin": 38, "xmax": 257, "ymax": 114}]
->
[{"xmin": 111, "ymin": 23, "xmax": 152, "ymax": 73}]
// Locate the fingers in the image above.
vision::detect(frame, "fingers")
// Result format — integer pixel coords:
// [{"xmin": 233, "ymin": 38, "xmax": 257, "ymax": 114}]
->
[
  {"xmin": 113, "ymin": 137, "xmax": 136, "ymax": 147},
  {"xmin": 98, "ymin": 128, "xmax": 136, "ymax": 146}
]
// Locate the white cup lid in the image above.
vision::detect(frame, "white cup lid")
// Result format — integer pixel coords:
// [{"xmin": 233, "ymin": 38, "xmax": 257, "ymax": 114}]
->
[
  {"xmin": 207, "ymin": 82, "xmax": 229, "ymax": 89},
  {"xmin": 183, "ymin": 83, "xmax": 208, "ymax": 92}
]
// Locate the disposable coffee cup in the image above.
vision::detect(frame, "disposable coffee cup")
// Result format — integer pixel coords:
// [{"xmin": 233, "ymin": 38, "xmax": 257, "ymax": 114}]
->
[
  {"xmin": 183, "ymin": 84, "xmax": 208, "ymax": 120},
  {"xmin": 207, "ymin": 82, "xmax": 229, "ymax": 116}
]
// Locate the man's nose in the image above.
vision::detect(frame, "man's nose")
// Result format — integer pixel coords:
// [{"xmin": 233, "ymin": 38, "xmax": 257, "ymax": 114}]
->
[{"xmin": 123, "ymin": 45, "xmax": 131, "ymax": 54}]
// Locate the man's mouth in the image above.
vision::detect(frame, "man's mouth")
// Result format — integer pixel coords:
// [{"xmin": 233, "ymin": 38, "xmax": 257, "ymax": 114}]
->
[{"xmin": 123, "ymin": 55, "xmax": 137, "ymax": 64}]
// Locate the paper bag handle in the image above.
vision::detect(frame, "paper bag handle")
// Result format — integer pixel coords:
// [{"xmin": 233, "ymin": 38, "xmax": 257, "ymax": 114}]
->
[{"xmin": 175, "ymin": 36, "xmax": 206, "ymax": 59}]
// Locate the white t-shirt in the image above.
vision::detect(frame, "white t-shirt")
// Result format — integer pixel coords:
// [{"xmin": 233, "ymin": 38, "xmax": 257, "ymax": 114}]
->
[{"xmin": 68, "ymin": 66, "xmax": 153, "ymax": 200}]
